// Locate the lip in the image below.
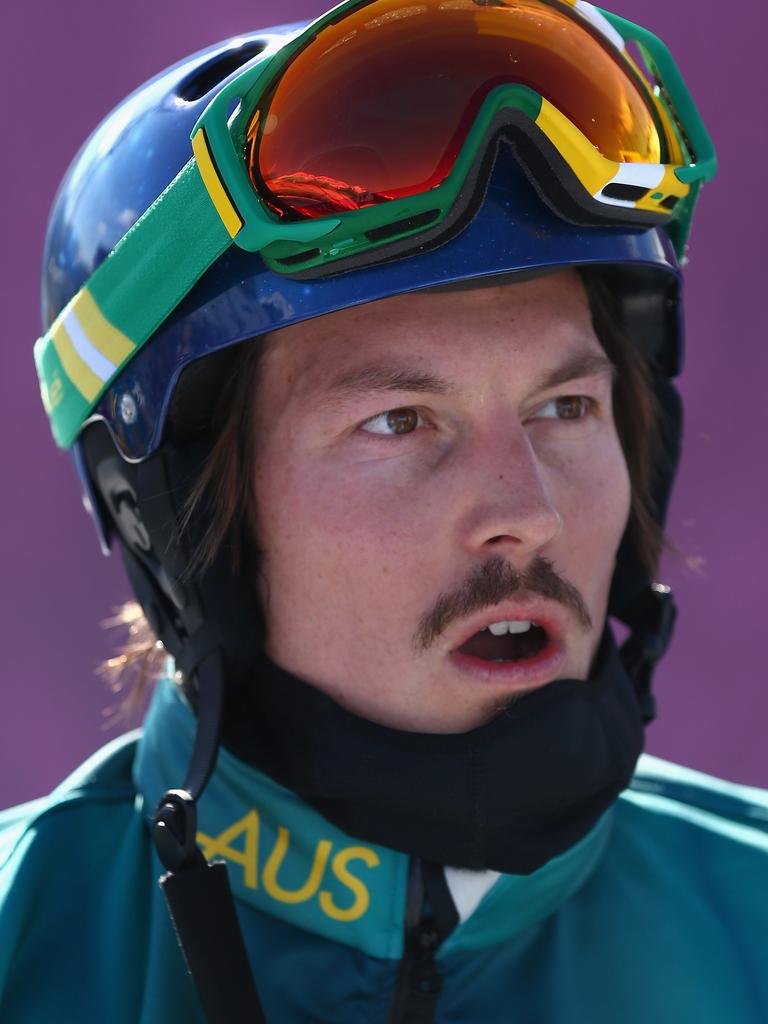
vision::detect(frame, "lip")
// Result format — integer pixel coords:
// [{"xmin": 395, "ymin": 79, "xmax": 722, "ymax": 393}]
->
[
  {"xmin": 449, "ymin": 639, "xmax": 566, "ymax": 691},
  {"xmin": 446, "ymin": 600, "xmax": 567, "ymax": 653},
  {"xmin": 445, "ymin": 600, "xmax": 569, "ymax": 692}
]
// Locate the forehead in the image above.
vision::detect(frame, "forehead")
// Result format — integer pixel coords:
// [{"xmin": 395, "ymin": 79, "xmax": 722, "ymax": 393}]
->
[{"xmin": 260, "ymin": 269, "xmax": 602, "ymax": 396}]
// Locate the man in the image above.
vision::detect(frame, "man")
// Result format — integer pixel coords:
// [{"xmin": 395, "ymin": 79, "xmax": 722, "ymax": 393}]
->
[{"xmin": 2, "ymin": 2, "xmax": 766, "ymax": 1021}]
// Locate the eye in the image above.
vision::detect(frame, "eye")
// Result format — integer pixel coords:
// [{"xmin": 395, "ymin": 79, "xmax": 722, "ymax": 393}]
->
[
  {"xmin": 360, "ymin": 407, "xmax": 425, "ymax": 436},
  {"xmin": 534, "ymin": 396, "xmax": 592, "ymax": 421}
]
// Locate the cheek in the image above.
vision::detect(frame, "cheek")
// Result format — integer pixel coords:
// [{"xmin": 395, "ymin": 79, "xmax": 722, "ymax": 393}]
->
[
  {"xmin": 598, "ymin": 439, "xmax": 632, "ymax": 539},
  {"xmin": 252, "ymin": 449, "xmax": 436, "ymax": 606},
  {"xmin": 547, "ymin": 433, "xmax": 631, "ymax": 560},
  {"xmin": 589, "ymin": 474, "xmax": 631, "ymax": 616},
  {"xmin": 252, "ymin": 450, "xmax": 442, "ymax": 678},
  {"xmin": 543, "ymin": 438, "xmax": 630, "ymax": 669}
]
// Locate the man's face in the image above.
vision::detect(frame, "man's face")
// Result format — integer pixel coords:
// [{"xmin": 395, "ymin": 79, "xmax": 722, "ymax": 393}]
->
[{"xmin": 251, "ymin": 270, "xmax": 631, "ymax": 733}]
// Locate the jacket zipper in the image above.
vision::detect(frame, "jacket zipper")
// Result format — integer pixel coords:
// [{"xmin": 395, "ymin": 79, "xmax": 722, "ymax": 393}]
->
[
  {"xmin": 388, "ymin": 861, "xmax": 445, "ymax": 1023},
  {"xmin": 389, "ymin": 914, "xmax": 443, "ymax": 1023}
]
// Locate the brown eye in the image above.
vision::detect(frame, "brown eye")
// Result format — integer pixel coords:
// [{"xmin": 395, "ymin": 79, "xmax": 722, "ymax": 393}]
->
[
  {"xmin": 386, "ymin": 408, "xmax": 419, "ymax": 434},
  {"xmin": 360, "ymin": 407, "xmax": 427, "ymax": 436},
  {"xmin": 554, "ymin": 396, "xmax": 588, "ymax": 419}
]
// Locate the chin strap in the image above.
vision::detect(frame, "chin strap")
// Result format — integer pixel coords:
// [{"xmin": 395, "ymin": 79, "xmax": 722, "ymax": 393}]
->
[
  {"xmin": 618, "ymin": 582, "xmax": 677, "ymax": 725},
  {"xmin": 152, "ymin": 646, "xmax": 267, "ymax": 1024},
  {"xmin": 78, "ymin": 427, "xmax": 266, "ymax": 1022}
]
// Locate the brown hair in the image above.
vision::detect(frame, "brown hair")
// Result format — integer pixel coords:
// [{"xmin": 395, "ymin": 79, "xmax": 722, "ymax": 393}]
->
[
  {"xmin": 581, "ymin": 270, "xmax": 665, "ymax": 574},
  {"xmin": 103, "ymin": 272, "xmax": 667, "ymax": 717}
]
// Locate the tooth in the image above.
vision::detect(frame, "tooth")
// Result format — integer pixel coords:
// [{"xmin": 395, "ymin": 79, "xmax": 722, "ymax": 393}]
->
[
  {"xmin": 507, "ymin": 620, "xmax": 532, "ymax": 634},
  {"xmin": 487, "ymin": 621, "xmax": 509, "ymax": 636}
]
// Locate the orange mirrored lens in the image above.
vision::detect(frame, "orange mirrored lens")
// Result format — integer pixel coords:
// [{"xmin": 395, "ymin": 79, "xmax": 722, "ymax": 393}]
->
[{"xmin": 247, "ymin": 0, "xmax": 664, "ymax": 218}]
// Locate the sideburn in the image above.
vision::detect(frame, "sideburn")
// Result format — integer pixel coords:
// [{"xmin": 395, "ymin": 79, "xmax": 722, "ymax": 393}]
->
[{"xmin": 176, "ymin": 341, "xmax": 266, "ymax": 577}]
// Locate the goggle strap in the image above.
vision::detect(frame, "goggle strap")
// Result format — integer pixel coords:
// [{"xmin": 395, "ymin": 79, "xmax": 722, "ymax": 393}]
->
[
  {"xmin": 597, "ymin": 8, "xmax": 717, "ymax": 185},
  {"xmin": 35, "ymin": 158, "xmax": 232, "ymax": 449},
  {"xmin": 665, "ymin": 179, "xmax": 701, "ymax": 264}
]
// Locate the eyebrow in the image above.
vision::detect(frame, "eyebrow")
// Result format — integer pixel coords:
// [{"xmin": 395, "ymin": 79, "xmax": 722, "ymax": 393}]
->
[
  {"xmin": 320, "ymin": 364, "xmax": 456, "ymax": 405},
  {"xmin": 533, "ymin": 351, "xmax": 616, "ymax": 392},
  {"xmin": 318, "ymin": 349, "xmax": 615, "ymax": 407}
]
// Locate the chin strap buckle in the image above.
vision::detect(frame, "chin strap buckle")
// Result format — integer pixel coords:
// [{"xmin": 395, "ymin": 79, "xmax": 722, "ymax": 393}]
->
[
  {"xmin": 154, "ymin": 789, "xmax": 201, "ymax": 873},
  {"xmin": 620, "ymin": 582, "xmax": 677, "ymax": 725}
]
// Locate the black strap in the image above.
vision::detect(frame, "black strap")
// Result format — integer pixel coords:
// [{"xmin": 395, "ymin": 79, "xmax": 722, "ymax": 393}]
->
[
  {"xmin": 619, "ymin": 582, "xmax": 677, "ymax": 724},
  {"xmin": 153, "ymin": 651, "xmax": 268, "ymax": 1022},
  {"xmin": 153, "ymin": 647, "xmax": 225, "ymax": 870},
  {"xmin": 161, "ymin": 855, "xmax": 266, "ymax": 1024}
]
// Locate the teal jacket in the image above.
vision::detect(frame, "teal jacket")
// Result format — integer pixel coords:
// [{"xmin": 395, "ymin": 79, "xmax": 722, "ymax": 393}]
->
[{"xmin": 2, "ymin": 678, "xmax": 767, "ymax": 1023}]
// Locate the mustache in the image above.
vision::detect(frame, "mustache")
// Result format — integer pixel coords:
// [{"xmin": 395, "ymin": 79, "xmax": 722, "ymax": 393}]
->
[{"xmin": 414, "ymin": 556, "xmax": 593, "ymax": 651}]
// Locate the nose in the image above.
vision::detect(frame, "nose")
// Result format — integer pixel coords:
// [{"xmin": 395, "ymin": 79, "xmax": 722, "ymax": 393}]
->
[{"xmin": 456, "ymin": 421, "xmax": 562, "ymax": 561}]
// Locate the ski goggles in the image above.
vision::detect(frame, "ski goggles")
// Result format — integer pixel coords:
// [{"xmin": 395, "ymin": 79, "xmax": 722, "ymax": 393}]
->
[{"xmin": 36, "ymin": 0, "xmax": 715, "ymax": 449}]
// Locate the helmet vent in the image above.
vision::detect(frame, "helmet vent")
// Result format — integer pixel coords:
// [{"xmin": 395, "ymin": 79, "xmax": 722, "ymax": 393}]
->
[{"xmin": 178, "ymin": 41, "xmax": 267, "ymax": 102}]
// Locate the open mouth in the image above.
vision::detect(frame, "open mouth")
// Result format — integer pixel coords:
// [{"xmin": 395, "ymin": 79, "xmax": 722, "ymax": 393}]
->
[{"xmin": 455, "ymin": 620, "xmax": 549, "ymax": 664}]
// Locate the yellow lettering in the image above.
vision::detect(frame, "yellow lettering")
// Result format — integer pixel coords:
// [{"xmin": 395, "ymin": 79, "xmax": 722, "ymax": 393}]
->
[
  {"xmin": 319, "ymin": 845, "xmax": 380, "ymax": 922},
  {"xmin": 262, "ymin": 827, "xmax": 332, "ymax": 905},
  {"xmin": 197, "ymin": 810, "xmax": 260, "ymax": 890}
]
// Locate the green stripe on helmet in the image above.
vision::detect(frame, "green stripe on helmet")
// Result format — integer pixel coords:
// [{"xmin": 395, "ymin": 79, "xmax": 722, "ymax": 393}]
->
[{"xmin": 36, "ymin": 159, "xmax": 233, "ymax": 449}]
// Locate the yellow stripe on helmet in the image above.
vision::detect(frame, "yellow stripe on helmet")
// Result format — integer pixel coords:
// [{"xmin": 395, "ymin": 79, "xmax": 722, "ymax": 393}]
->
[
  {"xmin": 74, "ymin": 288, "xmax": 135, "ymax": 366},
  {"xmin": 50, "ymin": 321, "xmax": 102, "ymax": 402}
]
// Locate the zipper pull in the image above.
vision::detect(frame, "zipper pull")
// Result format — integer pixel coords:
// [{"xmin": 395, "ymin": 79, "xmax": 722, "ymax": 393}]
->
[
  {"xmin": 389, "ymin": 860, "xmax": 457, "ymax": 1023},
  {"xmin": 390, "ymin": 915, "xmax": 443, "ymax": 1023},
  {"xmin": 408, "ymin": 919, "xmax": 443, "ymax": 1003}
]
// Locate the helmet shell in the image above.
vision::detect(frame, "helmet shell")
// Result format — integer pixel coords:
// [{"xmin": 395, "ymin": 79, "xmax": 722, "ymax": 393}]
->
[{"xmin": 42, "ymin": 25, "xmax": 682, "ymax": 463}]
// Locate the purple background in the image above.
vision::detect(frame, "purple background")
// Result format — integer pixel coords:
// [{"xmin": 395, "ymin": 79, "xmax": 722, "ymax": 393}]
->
[{"xmin": 2, "ymin": 1, "xmax": 766, "ymax": 808}]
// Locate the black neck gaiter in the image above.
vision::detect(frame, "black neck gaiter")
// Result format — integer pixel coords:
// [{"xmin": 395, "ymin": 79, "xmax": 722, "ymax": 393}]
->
[{"xmin": 221, "ymin": 629, "xmax": 645, "ymax": 875}]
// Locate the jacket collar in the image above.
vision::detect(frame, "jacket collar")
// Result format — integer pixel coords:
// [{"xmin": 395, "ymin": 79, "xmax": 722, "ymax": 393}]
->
[{"xmin": 135, "ymin": 677, "xmax": 613, "ymax": 960}]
